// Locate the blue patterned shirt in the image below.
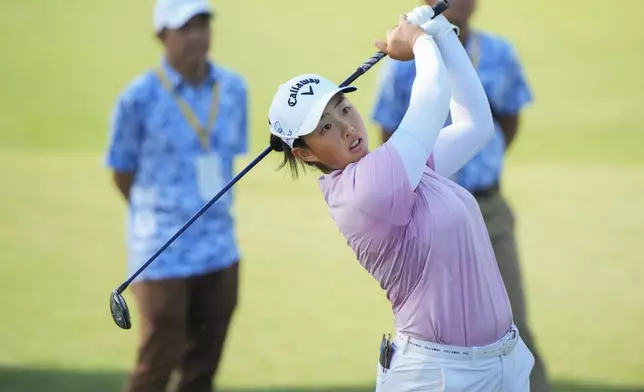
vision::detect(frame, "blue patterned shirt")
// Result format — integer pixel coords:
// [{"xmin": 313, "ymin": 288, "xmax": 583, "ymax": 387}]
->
[
  {"xmin": 371, "ymin": 30, "xmax": 533, "ymax": 192},
  {"xmin": 105, "ymin": 58, "xmax": 248, "ymax": 282}
]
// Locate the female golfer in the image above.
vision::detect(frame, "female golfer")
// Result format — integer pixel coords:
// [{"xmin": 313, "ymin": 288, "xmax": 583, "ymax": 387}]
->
[{"xmin": 267, "ymin": 8, "xmax": 535, "ymax": 391}]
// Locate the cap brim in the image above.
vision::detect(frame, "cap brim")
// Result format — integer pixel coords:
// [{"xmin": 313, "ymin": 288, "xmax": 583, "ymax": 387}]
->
[
  {"xmin": 297, "ymin": 86, "xmax": 357, "ymax": 138},
  {"xmin": 157, "ymin": 3, "xmax": 214, "ymax": 32}
]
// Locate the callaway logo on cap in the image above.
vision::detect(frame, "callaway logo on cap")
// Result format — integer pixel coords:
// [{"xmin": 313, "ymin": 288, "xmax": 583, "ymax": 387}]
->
[{"xmin": 268, "ymin": 73, "xmax": 357, "ymax": 148}]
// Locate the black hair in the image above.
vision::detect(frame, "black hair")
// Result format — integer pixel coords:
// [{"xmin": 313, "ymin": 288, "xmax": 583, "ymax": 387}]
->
[
  {"xmin": 270, "ymin": 134, "xmax": 311, "ymax": 178},
  {"xmin": 269, "ymin": 134, "xmax": 331, "ymax": 179}
]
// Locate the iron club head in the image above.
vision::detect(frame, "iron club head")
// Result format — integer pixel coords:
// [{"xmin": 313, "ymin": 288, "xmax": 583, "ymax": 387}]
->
[{"xmin": 110, "ymin": 289, "xmax": 131, "ymax": 329}]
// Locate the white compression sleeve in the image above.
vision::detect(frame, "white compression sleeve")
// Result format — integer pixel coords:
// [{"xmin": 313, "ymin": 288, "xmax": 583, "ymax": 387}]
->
[
  {"xmin": 387, "ymin": 35, "xmax": 451, "ymax": 189},
  {"xmin": 431, "ymin": 32, "xmax": 495, "ymax": 178}
]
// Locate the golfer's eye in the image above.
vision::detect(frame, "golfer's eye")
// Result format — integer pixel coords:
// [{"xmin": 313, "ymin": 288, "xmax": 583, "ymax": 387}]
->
[
  {"xmin": 322, "ymin": 124, "xmax": 332, "ymax": 133},
  {"xmin": 342, "ymin": 106, "xmax": 351, "ymax": 115}
]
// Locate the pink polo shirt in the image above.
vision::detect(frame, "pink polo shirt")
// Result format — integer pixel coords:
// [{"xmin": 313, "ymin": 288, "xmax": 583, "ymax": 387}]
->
[{"xmin": 318, "ymin": 143, "xmax": 513, "ymax": 347}]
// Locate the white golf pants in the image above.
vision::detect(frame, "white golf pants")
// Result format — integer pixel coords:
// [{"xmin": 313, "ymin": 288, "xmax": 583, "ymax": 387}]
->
[{"xmin": 375, "ymin": 325, "xmax": 535, "ymax": 392}]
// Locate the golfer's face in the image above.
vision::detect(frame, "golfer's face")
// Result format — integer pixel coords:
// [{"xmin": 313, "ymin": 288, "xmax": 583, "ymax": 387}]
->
[
  {"xmin": 300, "ymin": 94, "xmax": 369, "ymax": 170},
  {"xmin": 164, "ymin": 14, "xmax": 211, "ymax": 64}
]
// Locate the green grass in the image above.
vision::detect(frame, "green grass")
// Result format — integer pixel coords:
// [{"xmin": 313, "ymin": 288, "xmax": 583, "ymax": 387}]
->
[{"xmin": 1, "ymin": 0, "xmax": 644, "ymax": 391}]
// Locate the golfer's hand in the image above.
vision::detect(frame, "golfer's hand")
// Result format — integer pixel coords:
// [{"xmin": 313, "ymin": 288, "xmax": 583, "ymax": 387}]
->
[
  {"xmin": 407, "ymin": 6, "xmax": 460, "ymax": 43},
  {"xmin": 375, "ymin": 15, "xmax": 427, "ymax": 61},
  {"xmin": 406, "ymin": 5, "xmax": 435, "ymax": 26}
]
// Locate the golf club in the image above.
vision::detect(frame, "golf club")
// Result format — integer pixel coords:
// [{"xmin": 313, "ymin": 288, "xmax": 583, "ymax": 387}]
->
[{"xmin": 110, "ymin": 0, "xmax": 450, "ymax": 330}]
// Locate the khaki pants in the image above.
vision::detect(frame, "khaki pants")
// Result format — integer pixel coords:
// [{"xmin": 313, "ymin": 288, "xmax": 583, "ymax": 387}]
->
[
  {"xmin": 477, "ymin": 191, "xmax": 551, "ymax": 392},
  {"xmin": 122, "ymin": 263, "xmax": 239, "ymax": 392}
]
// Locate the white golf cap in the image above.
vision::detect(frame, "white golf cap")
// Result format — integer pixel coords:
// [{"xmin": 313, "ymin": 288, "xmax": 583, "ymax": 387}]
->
[
  {"xmin": 154, "ymin": 0, "xmax": 214, "ymax": 33},
  {"xmin": 268, "ymin": 73, "xmax": 357, "ymax": 148}
]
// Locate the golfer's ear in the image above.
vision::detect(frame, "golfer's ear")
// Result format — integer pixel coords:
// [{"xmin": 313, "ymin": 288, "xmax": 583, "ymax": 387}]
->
[
  {"xmin": 156, "ymin": 29, "xmax": 166, "ymax": 42},
  {"xmin": 292, "ymin": 147, "xmax": 316, "ymax": 163}
]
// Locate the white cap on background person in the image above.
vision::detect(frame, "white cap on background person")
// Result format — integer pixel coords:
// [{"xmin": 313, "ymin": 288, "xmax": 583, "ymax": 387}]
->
[
  {"xmin": 268, "ymin": 73, "xmax": 357, "ymax": 148},
  {"xmin": 154, "ymin": 0, "xmax": 214, "ymax": 33}
]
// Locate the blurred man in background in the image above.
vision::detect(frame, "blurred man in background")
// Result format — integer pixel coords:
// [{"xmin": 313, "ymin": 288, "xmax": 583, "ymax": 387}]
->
[
  {"xmin": 371, "ymin": 1, "xmax": 550, "ymax": 390},
  {"xmin": 104, "ymin": 0, "xmax": 249, "ymax": 390}
]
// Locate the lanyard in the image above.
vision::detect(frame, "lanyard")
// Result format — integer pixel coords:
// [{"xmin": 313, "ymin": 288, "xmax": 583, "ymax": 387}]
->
[
  {"xmin": 468, "ymin": 33, "xmax": 480, "ymax": 69},
  {"xmin": 154, "ymin": 67, "xmax": 220, "ymax": 151}
]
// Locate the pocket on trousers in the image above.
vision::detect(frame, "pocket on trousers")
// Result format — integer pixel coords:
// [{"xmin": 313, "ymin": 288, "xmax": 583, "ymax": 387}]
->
[
  {"xmin": 375, "ymin": 345, "xmax": 397, "ymax": 388},
  {"xmin": 376, "ymin": 362, "xmax": 389, "ymax": 387},
  {"xmin": 519, "ymin": 338, "xmax": 535, "ymax": 374},
  {"xmin": 376, "ymin": 356, "xmax": 446, "ymax": 391},
  {"xmin": 504, "ymin": 337, "xmax": 534, "ymax": 392}
]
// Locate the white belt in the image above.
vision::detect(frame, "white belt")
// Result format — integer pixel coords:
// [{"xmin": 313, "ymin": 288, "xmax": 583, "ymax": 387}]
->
[{"xmin": 394, "ymin": 325, "xmax": 520, "ymax": 360}]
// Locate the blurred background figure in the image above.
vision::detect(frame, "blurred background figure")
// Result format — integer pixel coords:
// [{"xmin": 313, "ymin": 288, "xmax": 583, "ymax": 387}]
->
[
  {"xmin": 371, "ymin": 1, "xmax": 550, "ymax": 391},
  {"xmin": 104, "ymin": 0, "xmax": 249, "ymax": 390}
]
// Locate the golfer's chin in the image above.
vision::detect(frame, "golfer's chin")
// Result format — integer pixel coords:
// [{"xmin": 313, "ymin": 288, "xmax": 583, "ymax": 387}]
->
[
  {"xmin": 351, "ymin": 144, "xmax": 369, "ymax": 161},
  {"xmin": 344, "ymin": 143, "xmax": 369, "ymax": 167}
]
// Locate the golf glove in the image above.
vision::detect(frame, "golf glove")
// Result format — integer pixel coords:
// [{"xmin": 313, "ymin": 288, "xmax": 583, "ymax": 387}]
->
[{"xmin": 406, "ymin": 6, "xmax": 459, "ymax": 42}]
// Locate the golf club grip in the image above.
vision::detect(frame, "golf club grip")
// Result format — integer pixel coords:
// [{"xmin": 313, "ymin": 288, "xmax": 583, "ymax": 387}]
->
[{"xmin": 339, "ymin": 0, "xmax": 450, "ymax": 88}]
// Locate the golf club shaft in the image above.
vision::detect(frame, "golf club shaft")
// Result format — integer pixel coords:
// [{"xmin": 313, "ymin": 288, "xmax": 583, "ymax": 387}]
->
[
  {"xmin": 116, "ymin": 146, "xmax": 272, "ymax": 293},
  {"xmin": 116, "ymin": 0, "xmax": 449, "ymax": 293},
  {"xmin": 340, "ymin": 0, "xmax": 449, "ymax": 87}
]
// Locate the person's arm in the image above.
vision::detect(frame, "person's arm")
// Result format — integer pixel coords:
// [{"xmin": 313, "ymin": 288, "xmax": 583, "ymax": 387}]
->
[
  {"xmin": 386, "ymin": 34, "xmax": 451, "ymax": 189},
  {"xmin": 380, "ymin": 128, "xmax": 393, "ymax": 143},
  {"xmin": 105, "ymin": 91, "xmax": 143, "ymax": 203},
  {"xmin": 229, "ymin": 77, "xmax": 250, "ymax": 155},
  {"xmin": 112, "ymin": 172, "xmax": 135, "ymax": 201},
  {"xmin": 370, "ymin": 60, "xmax": 410, "ymax": 145},
  {"xmin": 491, "ymin": 43, "xmax": 533, "ymax": 151},
  {"xmin": 348, "ymin": 23, "xmax": 449, "ymax": 227},
  {"xmin": 497, "ymin": 114, "xmax": 519, "ymax": 150},
  {"xmin": 430, "ymin": 25, "xmax": 495, "ymax": 178}
]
